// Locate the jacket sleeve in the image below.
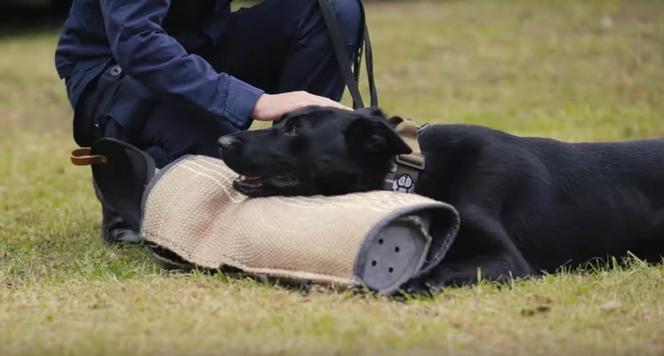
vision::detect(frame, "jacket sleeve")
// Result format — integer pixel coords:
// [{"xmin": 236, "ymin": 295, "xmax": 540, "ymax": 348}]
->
[{"xmin": 100, "ymin": 0, "xmax": 263, "ymax": 128}]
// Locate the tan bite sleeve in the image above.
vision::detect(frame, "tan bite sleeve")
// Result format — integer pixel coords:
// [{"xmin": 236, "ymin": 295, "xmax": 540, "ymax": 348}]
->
[{"xmin": 141, "ymin": 156, "xmax": 459, "ymax": 294}]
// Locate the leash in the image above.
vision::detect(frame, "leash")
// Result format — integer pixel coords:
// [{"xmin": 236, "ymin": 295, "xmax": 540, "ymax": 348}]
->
[
  {"xmin": 318, "ymin": 0, "xmax": 377, "ymax": 109},
  {"xmin": 318, "ymin": 0, "xmax": 425, "ymax": 193}
]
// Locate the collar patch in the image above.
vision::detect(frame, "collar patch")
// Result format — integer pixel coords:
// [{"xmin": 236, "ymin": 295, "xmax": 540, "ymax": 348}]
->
[
  {"xmin": 392, "ymin": 173, "xmax": 415, "ymax": 193},
  {"xmin": 382, "ymin": 117, "xmax": 427, "ymax": 194}
]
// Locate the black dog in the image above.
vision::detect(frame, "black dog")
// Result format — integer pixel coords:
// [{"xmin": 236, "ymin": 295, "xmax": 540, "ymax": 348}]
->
[{"xmin": 219, "ymin": 106, "xmax": 664, "ymax": 289}]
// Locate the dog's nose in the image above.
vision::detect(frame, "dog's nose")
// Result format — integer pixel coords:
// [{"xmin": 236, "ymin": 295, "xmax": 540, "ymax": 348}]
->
[
  {"xmin": 220, "ymin": 133, "xmax": 246, "ymax": 149},
  {"xmin": 219, "ymin": 135, "xmax": 238, "ymax": 149},
  {"xmin": 218, "ymin": 134, "xmax": 243, "ymax": 159}
]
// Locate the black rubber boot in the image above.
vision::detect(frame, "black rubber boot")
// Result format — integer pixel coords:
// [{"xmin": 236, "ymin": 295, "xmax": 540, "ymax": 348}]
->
[
  {"xmin": 87, "ymin": 138, "xmax": 156, "ymax": 244},
  {"xmin": 101, "ymin": 206, "xmax": 143, "ymax": 244}
]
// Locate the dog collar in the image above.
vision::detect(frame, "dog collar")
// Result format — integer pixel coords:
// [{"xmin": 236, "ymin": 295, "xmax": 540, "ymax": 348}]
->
[{"xmin": 383, "ymin": 118, "xmax": 428, "ymax": 193}]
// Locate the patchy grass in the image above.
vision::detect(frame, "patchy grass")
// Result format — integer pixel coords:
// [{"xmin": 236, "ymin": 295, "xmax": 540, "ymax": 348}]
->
[{"xmin": 1, "ymin": 0, "xmax": 663, "ymax": 355}]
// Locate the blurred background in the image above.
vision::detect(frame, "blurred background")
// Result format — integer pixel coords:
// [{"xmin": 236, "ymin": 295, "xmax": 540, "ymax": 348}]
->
[
  {"xmin": 1, "ymin": 0, "xmax": 71, "ymax": 26},
  {"xmin": 1, "ymin": 0, "xmax": 662, "ymax": 140}
]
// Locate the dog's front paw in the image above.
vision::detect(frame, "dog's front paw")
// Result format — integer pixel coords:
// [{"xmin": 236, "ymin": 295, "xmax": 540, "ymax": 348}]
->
[{"xmin": 401, "ymin": 279, "xmax": 443, "ymax": 297}]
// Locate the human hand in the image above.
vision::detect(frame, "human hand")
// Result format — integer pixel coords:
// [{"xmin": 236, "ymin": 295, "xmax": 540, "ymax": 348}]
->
[{"xmin": 251, "ymin": 91, "xmax": 351, "ymax": 121}]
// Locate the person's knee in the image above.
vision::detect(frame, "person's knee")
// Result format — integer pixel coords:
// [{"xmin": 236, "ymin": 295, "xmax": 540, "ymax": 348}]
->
[
  {"xmin": 288, "ymin": 0, "xmax": 363, "ymax": 46},
  {"xmin": 327, "ymin": 0, "xmax": 363, "ymax": 45}
]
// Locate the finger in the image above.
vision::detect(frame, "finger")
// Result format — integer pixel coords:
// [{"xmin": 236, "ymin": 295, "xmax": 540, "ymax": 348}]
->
[
  {"xmin": 333, "ymin": 102, "xmax": 352, "ymax": 111},
  {"xmin": 305, "ymin": 93, "xmax": 351, "ymax": 111},
  {"xmin": 324, "ymin": 99, "xmax": 352, "ymax": 111}
]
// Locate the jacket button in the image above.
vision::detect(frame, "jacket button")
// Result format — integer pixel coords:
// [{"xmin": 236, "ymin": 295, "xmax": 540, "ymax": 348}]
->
[{"xmin": 110, "ymin": 65, "xmax": 122, "ymax": 77}]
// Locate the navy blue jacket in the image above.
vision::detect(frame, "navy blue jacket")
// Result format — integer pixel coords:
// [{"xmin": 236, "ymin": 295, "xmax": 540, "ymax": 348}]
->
[{"xmin": 55, "ymin": 0, "xmax": 264, "ymax": 129}]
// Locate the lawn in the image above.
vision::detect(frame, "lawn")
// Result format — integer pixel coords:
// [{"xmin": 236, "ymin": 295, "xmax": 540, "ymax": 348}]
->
[{"xmin": 1, "ymin": 0, "xmax": 663, "ymax": 355}]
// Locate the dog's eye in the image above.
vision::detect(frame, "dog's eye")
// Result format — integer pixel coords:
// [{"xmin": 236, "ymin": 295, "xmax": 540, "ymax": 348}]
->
[{"xmin": 284, "ymin": 122, "xmax": 299, "ymax": 136}]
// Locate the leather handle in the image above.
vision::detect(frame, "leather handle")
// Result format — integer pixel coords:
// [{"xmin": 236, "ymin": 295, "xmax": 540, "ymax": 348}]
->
[{"xmin": 70, "ymin": 147, "xmax": 108, "ymax": 166}]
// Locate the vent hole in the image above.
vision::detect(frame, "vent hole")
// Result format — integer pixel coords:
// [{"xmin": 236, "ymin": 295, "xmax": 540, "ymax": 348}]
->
[
  {"xmin": 394, "ymin": 246, "xmax": 400, "ymax": 253},
  {"xmin": 371, "ymin": 260, "xmax": 377, "ymax": 267},
  {"xmin": 378, "ymin": 239, "xmax": 384, "ymax": 245},
  {"xmin": 388, "ymin": 267, "xmax": 394, "ymax": 273}
]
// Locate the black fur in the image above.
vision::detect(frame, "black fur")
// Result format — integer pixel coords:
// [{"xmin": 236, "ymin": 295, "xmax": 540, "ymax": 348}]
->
[{"xmin": 220, "ymin": 106, "xmax": 664, "ymax": 290}]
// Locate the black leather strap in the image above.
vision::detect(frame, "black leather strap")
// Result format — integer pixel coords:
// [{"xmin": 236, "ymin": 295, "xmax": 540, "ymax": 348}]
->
[
  {"xmin": 363, "ymin": 27, "xmax": 378, "ymax": 108},
  {"xmin": 318, "ymin": 0, "xmax": 378, "ymax": 109}
]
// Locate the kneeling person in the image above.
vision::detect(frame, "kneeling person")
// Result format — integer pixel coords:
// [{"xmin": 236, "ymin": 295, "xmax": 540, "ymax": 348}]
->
[{"xmin": 55, "ymin": 0, "xmax": 363, "ymax": 243}]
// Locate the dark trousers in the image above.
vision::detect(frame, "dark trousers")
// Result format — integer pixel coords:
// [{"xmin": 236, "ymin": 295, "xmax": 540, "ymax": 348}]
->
[{"xmin": 76, "ymin": 0, "xmax": 363, "ymax": 168}]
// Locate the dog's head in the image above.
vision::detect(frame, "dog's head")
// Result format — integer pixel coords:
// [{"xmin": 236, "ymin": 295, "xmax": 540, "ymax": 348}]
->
[{"xmin": 219, "ymin": 106, "xmax": 412, "ymax": 197}]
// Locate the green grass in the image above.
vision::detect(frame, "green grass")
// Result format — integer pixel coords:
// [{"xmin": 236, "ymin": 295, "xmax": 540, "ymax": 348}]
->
[{"xmin": 1, "ymin": 0, "xmax": 663, "ymax": 354}]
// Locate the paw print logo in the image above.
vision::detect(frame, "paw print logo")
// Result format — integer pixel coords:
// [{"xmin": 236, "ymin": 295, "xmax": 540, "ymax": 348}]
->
[{"xmin": 392, "ymin": 174, "xmax": 415, "ymax": 193}]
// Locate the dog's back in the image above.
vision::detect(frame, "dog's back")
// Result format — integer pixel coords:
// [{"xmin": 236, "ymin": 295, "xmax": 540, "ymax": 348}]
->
[{"xmin": 417, "ymin": 124, "xmax": 664, "ymax": 270}]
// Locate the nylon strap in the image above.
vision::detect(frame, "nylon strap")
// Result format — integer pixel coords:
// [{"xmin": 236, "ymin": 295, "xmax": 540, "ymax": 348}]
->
[
  {"xmin": 318, "ymin": 0, "xmax": 378, "ymax": 109},
  {"xmin": 383, "ymin": 117, "xmax": 426, "ymax": 193},
  {"xmin": 363, "ymin": 27, "xmax": 378, "ymax": 108}
]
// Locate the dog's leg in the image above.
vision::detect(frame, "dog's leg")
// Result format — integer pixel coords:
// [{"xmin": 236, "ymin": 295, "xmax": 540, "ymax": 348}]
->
[
  {"xmin": 636, "ymin": 209, "xmax": 664, "ymax": 263},
  {"xmin": 405, "ymin": 205, "xmax": 536, "ymax": 294},
  {"xmin": 424, "ymin": 254, "xmax": 532, "ymax": 287},
  {"xmin": 652, "ymin": 210, "xmax": 664, "ymax": 262}
]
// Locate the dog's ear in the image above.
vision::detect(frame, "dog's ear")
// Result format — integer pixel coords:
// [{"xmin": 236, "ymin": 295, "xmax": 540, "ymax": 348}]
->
[
  {"xmin": 354, "ymin": 107, "xmax": 387, "ymax": 119},
  {"xmin": 346, "ymin": 116, "xmax": 412, "ymax": 155}
]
